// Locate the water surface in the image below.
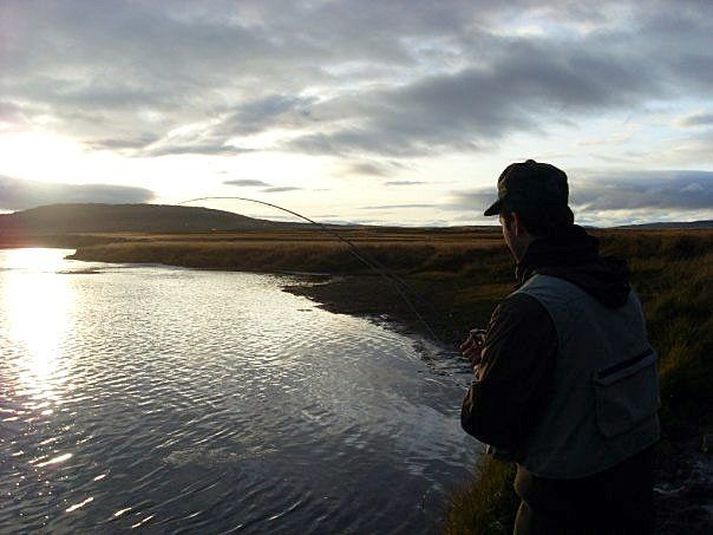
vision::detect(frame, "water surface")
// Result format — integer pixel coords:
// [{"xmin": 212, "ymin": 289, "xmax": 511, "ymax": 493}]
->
[{"xmin": 0, "ymin": 248, "xmax": 479, "ymax": 533}]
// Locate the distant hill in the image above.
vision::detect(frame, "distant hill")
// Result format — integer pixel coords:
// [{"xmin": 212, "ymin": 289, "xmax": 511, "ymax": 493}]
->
[
  {"xmin": 0, "ymin": 203, "xmax": 281, "ymax": 234},
  {"xmin": 1, "ymin": 203, "xmax": 711, "ymax": 236},
  {"xmin": 616, "ymin": 220, "xmax": 713, "ymax": 230}
]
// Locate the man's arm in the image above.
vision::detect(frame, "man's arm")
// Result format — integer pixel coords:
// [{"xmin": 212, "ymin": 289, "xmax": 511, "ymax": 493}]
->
[{"xmin": 461, "ymin": 293, "xmax": 558, "ymax": 454}]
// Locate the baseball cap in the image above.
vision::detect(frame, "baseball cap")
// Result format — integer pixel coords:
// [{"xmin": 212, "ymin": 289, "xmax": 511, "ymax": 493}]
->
[{"xmin": 483, "ymin": 159, "xmax": 569, "ymax": 216}]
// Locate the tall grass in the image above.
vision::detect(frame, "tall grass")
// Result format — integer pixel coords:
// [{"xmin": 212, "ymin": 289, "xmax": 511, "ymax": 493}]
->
[
  {"xmin": 67, "ymin": 229, "xmax": 503, "ymax": 276},
  {"xmin": 443, "ymin": 457, "xmax": 518, "ymax": 535}
]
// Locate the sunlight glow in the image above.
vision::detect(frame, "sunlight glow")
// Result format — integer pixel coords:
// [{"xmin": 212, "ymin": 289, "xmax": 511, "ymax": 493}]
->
[
  {"xmin": 3, "ymin": 248, "xmax": 68, "ymax": 272},
  {"xmin": 2, "ymin": 249, "xmax": 75, "ymax": 401},
  {"xmin": 0, "ymin": 131, "xmax": 87, "ymax": 182}
]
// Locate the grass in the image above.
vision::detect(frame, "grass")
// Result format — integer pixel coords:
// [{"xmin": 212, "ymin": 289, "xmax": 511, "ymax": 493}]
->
[
  {"xmin": 33, "ymin": 226, "xmax": 713, "ymax": 532},
  {"xmin": 443, "ymin": 456, "xmax": 519, "ymax": 535},
  {"xmin": 65, "ymin": 228, "xmax": 504, "ymax": 276}
]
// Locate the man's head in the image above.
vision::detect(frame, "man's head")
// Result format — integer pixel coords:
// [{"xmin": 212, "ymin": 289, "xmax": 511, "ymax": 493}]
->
[{"xmin": 484, "ymin": 159, "xmax": 574, "ymax": 260}]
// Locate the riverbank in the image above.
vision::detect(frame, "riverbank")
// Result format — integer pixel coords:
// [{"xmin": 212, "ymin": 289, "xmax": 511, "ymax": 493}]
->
[
  {"xmin": 32, "ymin": 227, "xmax": 713, "ymax": 532},
  {"xmin": 280, "ymin": 231, "xmax": 713, "ymax": 533}
]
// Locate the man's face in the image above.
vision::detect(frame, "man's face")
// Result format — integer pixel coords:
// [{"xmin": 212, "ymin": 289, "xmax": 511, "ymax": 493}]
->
[
  {"xmin": 499, "ymin": 214, "xmax": 516, "ymax": 257},
  {"xmin": 499, "ymin": 212, "xmax": 532, "ymax": 262}
]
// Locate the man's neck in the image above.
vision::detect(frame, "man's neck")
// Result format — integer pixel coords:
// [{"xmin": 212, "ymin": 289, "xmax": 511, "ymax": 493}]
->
[{"xmin": 512, "ymin": 233, "xmax": 536, "ymax": 263}]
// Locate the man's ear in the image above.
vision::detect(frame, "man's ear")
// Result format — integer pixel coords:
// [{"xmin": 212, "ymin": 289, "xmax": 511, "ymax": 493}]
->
[{"xmin": 511, "ymin": 212, "xmax": 525, "ymax": 237}]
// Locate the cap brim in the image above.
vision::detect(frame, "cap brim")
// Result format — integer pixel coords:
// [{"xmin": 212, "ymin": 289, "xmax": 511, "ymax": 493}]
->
[{"xmin": 483, "ymin": 199, "xmax": 502, "ymax": 216}]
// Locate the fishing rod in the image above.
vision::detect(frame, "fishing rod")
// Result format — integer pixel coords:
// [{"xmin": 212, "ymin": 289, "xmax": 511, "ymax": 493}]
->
[{"xmin": 178, "ymin": 196, "xmax": 443, "ymax": 344}]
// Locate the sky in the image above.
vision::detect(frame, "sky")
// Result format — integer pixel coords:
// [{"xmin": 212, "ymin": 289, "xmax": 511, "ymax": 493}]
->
[{"xmin": 1, "ymin": 0, "xmax": 712, "ymax": 227}]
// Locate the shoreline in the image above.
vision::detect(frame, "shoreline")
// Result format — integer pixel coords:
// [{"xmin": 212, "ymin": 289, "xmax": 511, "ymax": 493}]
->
[{"xmin": 282, "ymin": 274, "xmax": 461, "ymax": 345}]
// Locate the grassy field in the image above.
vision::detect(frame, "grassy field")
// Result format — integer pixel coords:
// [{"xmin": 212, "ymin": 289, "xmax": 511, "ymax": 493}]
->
[{"xmin": 21, "ymin": 226, "xmax": 713, "ymax": 532}]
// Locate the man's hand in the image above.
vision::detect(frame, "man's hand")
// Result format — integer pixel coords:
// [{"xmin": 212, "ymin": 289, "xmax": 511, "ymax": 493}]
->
[{"xmin": 461, "ymin": 328, "xmax": 486, "ymax": 370}]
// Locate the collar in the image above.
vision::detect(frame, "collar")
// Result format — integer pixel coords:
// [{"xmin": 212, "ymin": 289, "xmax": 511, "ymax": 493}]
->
[{"xmin": 514, "ymin": 225, "xmax": 599, "ymax": 286}]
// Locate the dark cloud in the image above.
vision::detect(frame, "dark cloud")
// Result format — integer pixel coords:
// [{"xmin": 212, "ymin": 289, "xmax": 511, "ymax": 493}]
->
[
  {"xmin": 572, "ymin": 171, "xmax": 713, "ymax": 211},
  {"xmin": 384, "ymin": 181, "xmax": 426, "ymax": 186},
  {"xmin": 445, "ymin": 170, "xmax": 713, "ymax": 215},
  {"xmin": 137, "ymin": 94, "xmax": 320, "ymax": 157},
  {"xmin": 0, "ymin": 176, "xmax": 154, "ymax": 211},
  {"xmin": 215, "ymin": 94, "xmax": 318, "ymax": 137},
  {"xmin": 286, "ymin": 41, "xmax": 663, "ymax": 156},
  {"xmin": 346, "ymin": 162, "xmax": 395, "ymax": 177},
  {"xmin": 224, "ymin": 179, "xmax": 271, "ymax": 187},
  {"xmin": 0, "ymin": 1, "xmax": 327, "ymax": 152},
  {"xmin": 143, "ymin": 142, "xmax": 252, "ymax": 157},
  {"xmin": 668, "ymin": 54, "xmax": 713, "ymax": 92},
  {"xmin": 89, "ymin": 135, "xmax": 161, "ymax": 151},
  {"xmin": 1, "ymin": 0, "xmax": 711, "ymax": 158},
  {"xmin": 262, "ymin": 186, "xmax": 302, "ymax": 193},
  {"xmin": 678, "ymin": 112, "xmax": 713, "ymax": 127}
]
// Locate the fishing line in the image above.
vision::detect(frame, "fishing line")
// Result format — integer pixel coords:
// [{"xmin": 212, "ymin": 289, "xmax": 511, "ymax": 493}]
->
[{"xmin": 178, "ymin": 196, "xmax": 443, "ymax": 344}]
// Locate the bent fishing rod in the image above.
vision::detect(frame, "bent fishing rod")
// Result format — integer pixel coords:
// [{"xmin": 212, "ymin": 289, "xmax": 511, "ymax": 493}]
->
[{"xmin": 178, "ymin": 196, "xmax": 443, "ymax": 344}]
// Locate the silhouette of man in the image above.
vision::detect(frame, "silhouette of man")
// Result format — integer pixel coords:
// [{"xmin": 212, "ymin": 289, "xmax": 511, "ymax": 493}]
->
[{"xmin": 461, "ymin": 160, "xmax": 660, "ymax": 534}]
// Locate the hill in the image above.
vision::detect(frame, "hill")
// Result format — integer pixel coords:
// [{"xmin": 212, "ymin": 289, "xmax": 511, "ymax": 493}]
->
[
  {"xmin": 617, "ymin": 220, "xmax": 713, "ymax": 230},
  {"xmin": 0, "ymin": 203, "xmax": 280, "ymax": 234}
]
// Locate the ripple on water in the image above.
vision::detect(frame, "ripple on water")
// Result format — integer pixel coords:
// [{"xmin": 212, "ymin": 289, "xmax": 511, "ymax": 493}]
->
[{"xmin": 0, "ymin": 251, "xmax": 478, "ymax": 533}]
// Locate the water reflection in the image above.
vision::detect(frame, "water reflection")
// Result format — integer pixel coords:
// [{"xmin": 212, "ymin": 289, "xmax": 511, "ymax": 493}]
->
[
  {"xmin": 2, "ymin": 248, "xmax": 75, "ymax": 402},
  {"xmin": 0, "ymin": 249, "xmax": 477, "ymax": 533}
]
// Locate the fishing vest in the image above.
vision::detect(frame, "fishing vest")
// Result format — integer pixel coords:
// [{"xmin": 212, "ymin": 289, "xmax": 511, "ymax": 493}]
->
[{"xmin": 513, "ymin": 274, "xmax": 660, "ymax": 479}]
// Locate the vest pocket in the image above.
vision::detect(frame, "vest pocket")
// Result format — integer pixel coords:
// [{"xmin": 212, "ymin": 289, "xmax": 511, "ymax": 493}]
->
[{"xmin": 593, "ymin": 349, "xmax": 660, "ymax": 438}]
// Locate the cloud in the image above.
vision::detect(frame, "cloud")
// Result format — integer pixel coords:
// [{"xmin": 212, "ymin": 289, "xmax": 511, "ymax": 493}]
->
[
  {"xmin": 0, "ymin": 176, "xmax": 154, "ymax": 211},
  {"xmin": 214, "ymin": 94, "xmax": 318, "ymax": 138},
  {"xmin": 285, "ymin": 38, "xmax": 666, "ymax": 156},
  {"xmin": 384, "ymin": 181, "xmax": 426, "ymax": 186},
  {"xmin": 0, "ymin": 101, "xmax": 26, "ymax": 125},
  {"xmin": 443, "ymin": 190, "xmax": 499, "ymax": 214},
  {"xmin": 666, "ymin": 129, "xmax": 713, "ymax": 165},
  {"xmin": 677, "ymin": 112, "xmax": 713, "ymax": 127},
  {"xmin": 345, "ymin": 162, "xmax": 395, "ymax": 177},
  {"xmin": 3, "ymin": 0, "xmax": 711, "ymax": 160},
  {"xmin": 571, "ymin": 170, "xmax": 713, "ymax": 211},
  {"xmin": 445, "ymin": 169, "xmax": 713, "ymax": 216},
  {"xmin": 218, "ymin": 181, "xmax": 304, "ymax": 194},
  {"xmin": 262, "ymin": 186, "xmax": 302, "ymax": 193},
  {"xmin": 225, "ymin": 179, "xmax": 271, "ymax": 187},
  {"xmin": 0, "ymin": 0, "xmax": 709, "ymax": 228},
  {"xmin": 88, "ymin": 135, "xmax": 161, "ymax": 151},
  {"xmin": 142, "ymin": 142, "xmax": 251, "ymax": 157}
]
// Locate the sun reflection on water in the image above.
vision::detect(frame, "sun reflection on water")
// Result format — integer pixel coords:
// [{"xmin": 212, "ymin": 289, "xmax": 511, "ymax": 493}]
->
[{"xmin": 2, "ymin": 248, "xmax": 76, "ymax": 402}]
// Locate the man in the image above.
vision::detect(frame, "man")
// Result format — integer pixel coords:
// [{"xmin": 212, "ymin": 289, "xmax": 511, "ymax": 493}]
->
[{"xmin": 460, "ymin": 160, "xmax": 660, "ymax": 534}]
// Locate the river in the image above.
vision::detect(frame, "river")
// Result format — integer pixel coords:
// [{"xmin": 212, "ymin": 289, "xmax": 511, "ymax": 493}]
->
[{"xmin": 0, "ymin": 248, "xmax": 479, "ymax": 533}]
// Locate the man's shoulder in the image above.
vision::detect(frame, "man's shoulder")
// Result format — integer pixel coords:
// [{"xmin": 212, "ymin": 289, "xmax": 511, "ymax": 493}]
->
[
  {"xmin": 514, "ymin": 273, "xmax": 592, "ymax": 307},
  {"xmin": 494, "ymin": 291, "xmax": 552, "ymax": 325}
]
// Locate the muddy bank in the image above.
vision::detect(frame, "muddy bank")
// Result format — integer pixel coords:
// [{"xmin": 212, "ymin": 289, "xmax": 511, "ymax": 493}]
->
[{"xmin": 282, "ymin": 274, "xmax": 467, "ymax": 347}]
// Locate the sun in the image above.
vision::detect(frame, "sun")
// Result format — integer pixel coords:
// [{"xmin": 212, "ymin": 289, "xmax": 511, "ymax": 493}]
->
[{"xmin": 0, "ymin": 130, "xmax": 88, "ymax": 182}]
